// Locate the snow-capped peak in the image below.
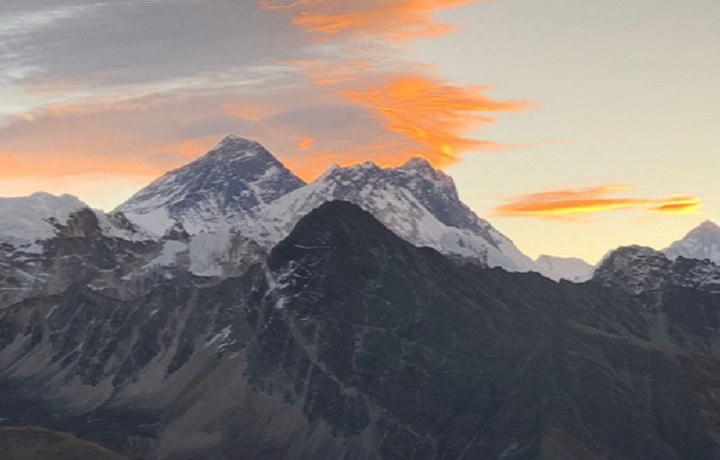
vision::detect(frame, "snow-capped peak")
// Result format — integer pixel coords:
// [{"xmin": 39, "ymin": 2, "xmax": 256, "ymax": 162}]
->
[
  {"xmin": 116, "ymin": 135, "xmax": 305, "ymax": 236},
  {"xmin": 0, "ymin": 192, "xmax": 147, "ymax": 251},
  {"xmin": 259, "ymin": 159, "xmax": 537, "ymax": 272},
  {"xmin": 206, "ymin": 135, "xmax": 271, "ymax": 162},
  {"xmin": 535, "ymin": 255, "xmax": 594, "ymax": 282},
  {"xmin": 664, "ymin": 220, "xmax": 720, "ymax": 264},
  {"xmin": 0, "ymin": 193, "xmax": 86, "ymax": 248}
]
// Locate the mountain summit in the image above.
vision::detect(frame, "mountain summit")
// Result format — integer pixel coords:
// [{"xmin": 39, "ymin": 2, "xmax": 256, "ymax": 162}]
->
[
  {"xmin": 664, "ymin": 220, "xmax": 720, "ymax": 264},
  {"xmin": 260, "ymin": 156, "xmax": 536, "ymax": 271},
  {"xmin": 116, "ymin": 136, "xmax": 305, "ymax": 235}
]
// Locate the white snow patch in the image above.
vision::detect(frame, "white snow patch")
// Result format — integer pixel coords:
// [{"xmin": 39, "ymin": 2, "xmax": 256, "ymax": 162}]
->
[
  {"xmin": 123, "ymin": 208, "xmax": 175, "ymax": 238},
  {"xmin": 188, "ymin": 228, "xmax": 234, "ymax": 277},
  {"xmin": 0, "ymin": 192, "xmax": 85, "ymax": 246},
  {"xmin": 145, "ymin": 240, "xmax": 187, "ymax": 268}
]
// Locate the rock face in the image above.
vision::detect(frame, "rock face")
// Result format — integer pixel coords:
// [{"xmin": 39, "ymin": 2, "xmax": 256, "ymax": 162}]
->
[
  {"xmin": 2, "ymin": 202, "xmax": 720, "ymax": 459},
  {"xmin": 665, "ymin": 220, "xmax": 720, "ymax": 264},
  {"xmin": 594, "ymin": 245, "xmax": 720, "ymax": 295},
  {"xmin": 535, "ymin": 255, "xmax": 594, "ymax": 282}
]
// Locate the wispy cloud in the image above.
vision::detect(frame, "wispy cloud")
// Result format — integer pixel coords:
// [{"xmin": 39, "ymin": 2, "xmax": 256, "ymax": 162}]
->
[
  {"xmin": 340, "ymin": 75, "xmax": 531, "ymax": 167},
  {"xmin": 493, "ymin": 186, "xmax": 702, "ymax": 220},
  {"xmin": 258, "ymin": 0, "xmax": 533, "ymax": 173}
]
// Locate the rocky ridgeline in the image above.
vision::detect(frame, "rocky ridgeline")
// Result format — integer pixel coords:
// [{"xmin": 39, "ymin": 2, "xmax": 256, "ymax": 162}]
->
[{"xmin": 0, "ymin": 202, "xmax": 720, "ymax": 459}]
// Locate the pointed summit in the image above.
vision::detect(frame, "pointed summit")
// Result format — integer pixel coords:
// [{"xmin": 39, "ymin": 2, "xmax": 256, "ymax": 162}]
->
[
  {"xmin": 116, "ymin": 136, "xmax": 305, "ymax": 236},
  {"xmin": 399, "ymin": 156, "xmax": 454, "ymax": 188},
  {"xmin": 205, "ymin": 136, "xmax": 271, "ymax": 161},
  {"xmin": 400, "ymin": 156, "xmax": 434, "ymax": 172},
  {"xmin": 696, "ymin": 220, "xmax": 720, "ymax": 233},
  {"xmin": 664, "ymin": 220, "xmax": 720, "ymax": 264}
]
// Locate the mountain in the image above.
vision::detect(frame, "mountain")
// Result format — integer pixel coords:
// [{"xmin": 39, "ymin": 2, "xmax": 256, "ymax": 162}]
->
[
  {"xmin": 3, "ymin": 202, "xmax": 720, "ymax": 459},
  {"xmin": 116, "ymin": 135, "xmax": 305, "ymax": 236},
  {"xmin": 259, "ymin": 158, "xmax": 536, "ymax": 271},
  {"xmin": 594, "ymin": 245, "xmax": 720, "ymax": 295},
  {"xmin": 0, "ymin": 192, "xmax": 263, "ymax": 307},
  {"xmin": 664, "ymin": 220, "xmax": 720, "ymax": 264},
  {"xmin": 116, "ymin": 136, "xmax": 536, "ymax": 272},
  {"xmin": 0, "ymin": 192, "xmax": 144, "ymax": 251},
  {"xmin": 535, "ymin": 255, "xmax": 594, "ymax": 282}
]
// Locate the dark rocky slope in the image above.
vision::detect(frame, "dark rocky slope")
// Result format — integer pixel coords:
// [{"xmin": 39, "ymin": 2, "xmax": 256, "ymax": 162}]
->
[
  {"xmin": 0, "ymin": 426, "xmax": 131, "ymax": 460},
  {"xmin": 1, "ymin": 202, "xmax": 720, "ymax": 459}
]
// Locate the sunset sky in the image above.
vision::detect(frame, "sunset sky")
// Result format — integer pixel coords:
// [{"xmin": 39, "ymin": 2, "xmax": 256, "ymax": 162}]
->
[{"xmin": 1, "ymin": 0, "xmax": 718, "ymax": 263}]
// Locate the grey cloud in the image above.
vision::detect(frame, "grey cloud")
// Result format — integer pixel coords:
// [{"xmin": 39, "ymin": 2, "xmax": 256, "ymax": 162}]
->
[{"xmin": 2, "ymin": 0, "xmax": 308, "ymax": 88}]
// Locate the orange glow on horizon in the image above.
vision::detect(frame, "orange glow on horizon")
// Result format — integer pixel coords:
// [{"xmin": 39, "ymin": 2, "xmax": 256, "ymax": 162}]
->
[{"xmin": 0, "ymin": 155, "xmax": 169, "ymax": 178}]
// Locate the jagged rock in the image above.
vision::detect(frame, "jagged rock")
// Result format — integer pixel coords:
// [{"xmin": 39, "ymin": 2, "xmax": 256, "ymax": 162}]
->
[{"xmin": 594, "ymin": 245, "xmax": 720, "ymax": 295}]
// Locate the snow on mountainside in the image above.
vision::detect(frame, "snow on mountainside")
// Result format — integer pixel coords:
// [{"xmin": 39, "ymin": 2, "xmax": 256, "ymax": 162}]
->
[
  {"xmin": 0, "ymin": 193, "xmax": 84, "ymax": 249},
  {"xmin": 114, "ymin": 135, "xmax": 536, "ymax": 272},
  {"xmin": 535, "ymin": 255, "xmax": 594, "ymax": 282},
  {"xmin": 115, "ymin": 135, "xmax": 305, "ymax": 236},
  {"xmin": 664, "ymin": 220, "xmax": 720, "ymax": 264},
  {"xmin": 0, "ymin": 192, "xmax": 145, "ymax": 252},
  {"xmin": 259, "ymin": 158, "xmax": 537, "ymax": 272}
]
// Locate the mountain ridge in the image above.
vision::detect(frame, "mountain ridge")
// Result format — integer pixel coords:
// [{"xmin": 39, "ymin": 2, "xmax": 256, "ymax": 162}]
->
[
  {"xmin": 3, "ymin": 201, "xmax": 720, "ymax": 459},
  {"xmin": 116, "ymin": 135, "xmax": 537, "ymax": 272}
]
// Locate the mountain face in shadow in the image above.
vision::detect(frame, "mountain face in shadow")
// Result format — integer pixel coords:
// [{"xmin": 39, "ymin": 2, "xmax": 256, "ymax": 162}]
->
[{"xmin": 1, "ymin": 202, "xmax": 720, "ymax": 459}]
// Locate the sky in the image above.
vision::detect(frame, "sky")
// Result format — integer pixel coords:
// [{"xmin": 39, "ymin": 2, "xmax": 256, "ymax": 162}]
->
[{"xmin": 1, "ymin": 0, "xmax": 718, "ymax": 263}]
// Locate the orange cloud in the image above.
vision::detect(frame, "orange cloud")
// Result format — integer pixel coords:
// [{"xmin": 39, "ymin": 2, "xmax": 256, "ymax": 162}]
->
[
  {"xmin": 649, "ymin": 197, "xmax": 702, "ymax": 215},
  {"xmin": 263, "ymin": 0, "xmax": 538, "ymax": 171},
  {"xmin": 261, "ymin": 0, "xmax": 488, "ymax": 41},
  {"xmin": 494, "ymin": 186, "xmax": 703, "ymax": 220},
  {"xmin": 298, "ymin": 137, "xmax": 314, "ymax": 150},
  {"xmin": 340, "ymin": 75, "xmax": 531, "ymax": 167}
]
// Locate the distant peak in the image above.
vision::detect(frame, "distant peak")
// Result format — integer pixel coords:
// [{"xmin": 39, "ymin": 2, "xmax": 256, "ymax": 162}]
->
[
  {"xmin": 400, "ymin": 156, "xmax": 432, "ymax": 169},
  {"xmin": 596, "ymin": 245, "xmax": 667, "ymax": 269},
  {"xmin": 400, "ymin": 156, "xmax": 434, "ymax": 172},
  {"xmin": 398, "ymin": 156, "xmax": 455, "ymax": 188},
  {"xmin": 218, "ymin": 135, "xmax": 260, "ymax": 146},
  {"xmin": 695, "ymin": 220, "xmax": 720, "ymax": 232},
  {"xmin": 205, "ymin": 135, "xmax": 270, "ymax": 161},
  {"xmin": 536, "ymin": 254, "xmax": 589, "ymax": 264}
]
